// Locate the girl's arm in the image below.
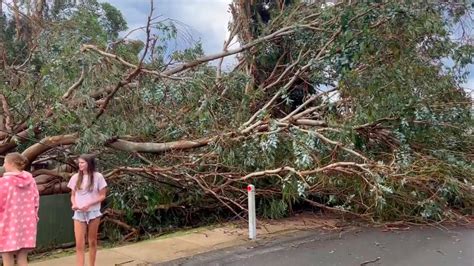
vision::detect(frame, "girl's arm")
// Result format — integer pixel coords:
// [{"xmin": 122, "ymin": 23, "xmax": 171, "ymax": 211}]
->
[
  {"xmin": 71, "ymin": 190, "xmax": 79, "ymax": 210},
  {"xmin": 67, "ymin": 174, "xmax": 78, "ymax": 210},
  {"xmin": 79, "ymin": 188, "xmax": 106, "ymax": 211}
]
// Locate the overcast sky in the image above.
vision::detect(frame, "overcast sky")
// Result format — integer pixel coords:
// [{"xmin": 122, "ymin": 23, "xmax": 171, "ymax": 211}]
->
[
  {"xmin": 1, "ymin": 0, "xmax": 472, "ymax": 92},
  {"xmin": 101, "ymin": 0, "xmax": 474, "ymax": 93},
  {"xmin": 101, "ymin": 0, "xmax": 235, "ymax": 67}
]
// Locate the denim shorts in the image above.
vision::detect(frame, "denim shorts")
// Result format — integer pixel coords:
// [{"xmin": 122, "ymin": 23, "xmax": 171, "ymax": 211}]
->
[{"xmin": 73, "ymin": 210, "xmax": 102, "ymax": 224}]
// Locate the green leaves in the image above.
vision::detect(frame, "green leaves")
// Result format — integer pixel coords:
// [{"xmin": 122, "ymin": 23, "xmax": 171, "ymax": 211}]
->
[
  {"xmin": 100, "ymin": 2, "xmax": 128, "ymax": 40},
  {"xmin": 1, "ymin": 0, "xmax": 473, "ymax": 229},
  {"xmin": 260, "ymin": 198, "xmax": 288, "ymax": 219}
]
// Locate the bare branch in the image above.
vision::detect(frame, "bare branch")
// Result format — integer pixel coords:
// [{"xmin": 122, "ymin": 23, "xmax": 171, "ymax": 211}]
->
[
  {"xmin": 242, "ymin": 162, "xmax": 370, "ymax": 180},
  {"xmin": 80, "ymin": 45, "xmax": 187, "ymax": 81},
  {"xmin": 62, "ymin": 67, "xmax": 85, "ymax": 100},
  {"xmin": 279, "ymin": 88, "xmax": 336, "ymax": 122},
  {"xmin": 12, "ymin": 0, "xmax": 21, "ymax": 40},
  {"xmin": 0, "ymin": 128, "xmax": 34, "ymax": 155},
  {"xmin": 295, "ymin": 127, "xmax": 368, "ymax": 161},
  {"xmin": 240, "ymin": 61, "xmax": 313, "ymax": 132},
  {"xmin": 0, "ymin": 94, "xmax": 13, "ymax": 131},
  {"xmin": 305, "ymin": 199, "xmax": 371, "ymax": 220},
  {"xmin": 240, "ymin": 26, "xmax": 343, "ymax": 132},
  {"xmin": 162, "ymin": 25, "xmax": 297, "ymax": 76},
  {"xmin": 107, "ymin": 137, "xmax": 215, "ymax": 153},
  {"xmin": 94, "ymin": 1, "xmax": 155, "ymax": 121},
  {"xmin": 217, "ymin": 7, "xmax": 240, "ymax": 82},
  {"xmin": 262, "ymin": 50, "xmax": 306, "ymax": 91}
]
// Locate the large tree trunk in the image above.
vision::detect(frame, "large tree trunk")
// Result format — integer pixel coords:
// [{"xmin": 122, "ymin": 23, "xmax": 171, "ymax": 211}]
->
[
  {"xmin": 0, "ymin": 129, "xmax": 32, "ymax": 154},
  {"xmin": 107, "ymin": 137, "xmax": 213, "ymax": 153},
  {"xmin": 22, "ymin": 134, "xmax": 78, "ymax": 165}
]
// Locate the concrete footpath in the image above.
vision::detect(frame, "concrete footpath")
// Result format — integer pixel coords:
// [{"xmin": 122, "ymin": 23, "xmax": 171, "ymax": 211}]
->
[{"xmin": 31, "ymin": 214, "xmax": 340, "ymax": 266}]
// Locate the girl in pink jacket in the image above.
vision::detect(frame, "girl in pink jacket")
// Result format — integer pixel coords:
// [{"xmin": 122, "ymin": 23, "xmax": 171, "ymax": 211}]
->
[{"xmin": 0, "ymin": 153, "xmax": 39, "ymax": 266}]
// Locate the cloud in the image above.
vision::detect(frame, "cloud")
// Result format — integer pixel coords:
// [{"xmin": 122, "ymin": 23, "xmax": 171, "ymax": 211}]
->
[
  {"xmin": 467, "ymin": 68, "xmax": 474, "ymax": 86},
  {"xmin": 103, "ymin": 0, "xmax": 232, "ymax": 53},
  {"xmin": 463, "ymin": 76, "xmax": 473, "ymax": 98},
  {"xmin": 101, "ymin": 0, "xmax": 235, "ymax": 66}
]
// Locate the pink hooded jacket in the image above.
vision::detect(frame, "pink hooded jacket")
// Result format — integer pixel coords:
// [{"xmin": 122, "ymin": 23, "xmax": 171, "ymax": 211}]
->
[{"xmin": 0, "ymin": 171, "xmax": 39, "ymax": 252}]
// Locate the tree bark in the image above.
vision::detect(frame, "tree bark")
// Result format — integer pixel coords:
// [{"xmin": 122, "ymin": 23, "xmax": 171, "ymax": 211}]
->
[
  {"xmin": 22, "ymin": 134, "xmax": 78, "ymax": 165},
  {"xmin": 107, "ymin": 137, "xmax": 214, "ymax": 153},
  {"xmin": 37, "ymin": 182, "xmax": 70, "ymax": 195},
  {"xmin": 35, "ymin": 0, "xmax": 45, "ymax": 19},
  {"xmin": 33, "ymin": 169, "xmax": 72, "ymax": 180},
  {"xmin": 0, "ymin": 129, "xmax": 32, "ymax": 154}
]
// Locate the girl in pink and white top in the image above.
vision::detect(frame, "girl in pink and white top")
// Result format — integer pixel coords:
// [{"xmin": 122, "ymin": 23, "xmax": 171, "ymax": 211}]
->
[
  {"xmin": 0, "ymin": 152, "xmax": 39, "ymax": 266},
  {"xmin": 67, "ymin": 154, "xmax": 107, "ymax": 266}
]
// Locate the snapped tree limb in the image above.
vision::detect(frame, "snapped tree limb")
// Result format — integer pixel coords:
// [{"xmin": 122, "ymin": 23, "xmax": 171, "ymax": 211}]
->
[{"xmin": 22, "ymin": 133, "xmax": 78, "ymax": 165}]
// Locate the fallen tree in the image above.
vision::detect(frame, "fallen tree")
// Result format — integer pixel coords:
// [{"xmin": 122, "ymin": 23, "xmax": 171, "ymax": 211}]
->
[{"xmin": 1, "ymin": 0, "xmax": 473, "ymax": 241}]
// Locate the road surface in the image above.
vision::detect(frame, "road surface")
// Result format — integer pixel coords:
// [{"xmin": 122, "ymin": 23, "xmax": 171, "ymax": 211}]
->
[{"xmin": 158, "ymin": 226, "xmax": 474, "ymax": 266}]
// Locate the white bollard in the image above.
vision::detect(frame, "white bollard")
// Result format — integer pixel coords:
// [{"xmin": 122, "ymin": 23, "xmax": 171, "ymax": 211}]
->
[{"xmin": 247, "ymin": 184, "xmax": 256, "ymax": 240}]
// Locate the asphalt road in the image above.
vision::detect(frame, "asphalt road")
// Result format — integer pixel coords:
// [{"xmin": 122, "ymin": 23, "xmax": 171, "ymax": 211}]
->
[{"xmin": 158, "ymin": 226, "xmax": 474, "ymax": 266}]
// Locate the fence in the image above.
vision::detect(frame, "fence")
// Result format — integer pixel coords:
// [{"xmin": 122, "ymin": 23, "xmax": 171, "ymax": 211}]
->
[{"xmin": 37, "ymin": 193, "xmax": 75, "ymax": 250}]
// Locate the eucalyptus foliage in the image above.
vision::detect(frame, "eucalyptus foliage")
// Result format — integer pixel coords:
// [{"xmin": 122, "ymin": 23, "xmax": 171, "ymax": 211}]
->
[{"xmin": 1, "ymin": 0, "xmax": 473, "ymax": 239}]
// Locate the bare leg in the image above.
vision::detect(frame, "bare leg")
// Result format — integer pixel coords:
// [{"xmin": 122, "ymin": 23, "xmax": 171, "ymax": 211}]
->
[
  {"xmin": 87, "ymin": 218, "xmax": 101, "ymax": 266},
  {"xmin": 1, "ymin": 252, "xmax": 15, "ymax": 266},
  {"xmin": 74, "ymin": 220, "xmax": 87, "ymax": 266},
  {"xmin": 17, "ymin": 249, "xmax": 29, "ymax": 266}
]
